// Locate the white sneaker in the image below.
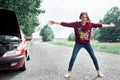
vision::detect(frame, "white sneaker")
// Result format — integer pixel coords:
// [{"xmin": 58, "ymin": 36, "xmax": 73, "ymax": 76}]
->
[
  {"xmin": 98, "ymin": 72, "xmax": 104, "ymax": 77},
  {"xmin": 64, "ymin": 72, "xmax": 71, "ymax": 78}
]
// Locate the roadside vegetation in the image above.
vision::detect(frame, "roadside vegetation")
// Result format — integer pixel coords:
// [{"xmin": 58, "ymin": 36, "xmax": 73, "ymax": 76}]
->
[
  {"xmin": 48, "ymin": 40, "xmax": 120, "ymax": 55},
  {"xmin": 0, "ymin": 0, "xmax": 45, "ymax": 36}
]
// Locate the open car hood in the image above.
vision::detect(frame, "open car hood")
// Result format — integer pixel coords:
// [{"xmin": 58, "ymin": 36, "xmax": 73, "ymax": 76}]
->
[{"xmin": 0, "ymin": 9, "xmax": 21, "ymax": 39}]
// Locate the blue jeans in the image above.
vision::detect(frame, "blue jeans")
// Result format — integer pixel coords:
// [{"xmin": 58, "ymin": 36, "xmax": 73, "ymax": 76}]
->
[{"xmin": 68, "ymin": 43, "xmax": 100, "ymax": 71}]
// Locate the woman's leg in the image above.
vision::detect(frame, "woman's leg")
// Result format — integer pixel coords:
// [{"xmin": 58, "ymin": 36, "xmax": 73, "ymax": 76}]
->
[
  {"xmin": 64, "ymin": 43, "xmax": 82, "ymax": 78},
  {"xmin": 84, "ymin": 43, "xmax": 99, "ymax": 70},
  {"xmin": 68, "ymin": 43, "xmax": 82, "ymax": 71},
  {"xmin": 84, "ymin": 43, "xmax": 103, "ymax": 77}
]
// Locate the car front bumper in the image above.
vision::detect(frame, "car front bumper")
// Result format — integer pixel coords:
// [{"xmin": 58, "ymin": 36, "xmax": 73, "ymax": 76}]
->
[{"xmin": 0, "ymin": 56, "xmax": 25, "ymax": 70}]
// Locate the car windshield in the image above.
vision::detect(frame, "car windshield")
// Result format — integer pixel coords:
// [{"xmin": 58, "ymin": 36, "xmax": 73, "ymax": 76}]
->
[{"xmin": 0, "ymin": 35, "xmax": 20, "ymax": 42}]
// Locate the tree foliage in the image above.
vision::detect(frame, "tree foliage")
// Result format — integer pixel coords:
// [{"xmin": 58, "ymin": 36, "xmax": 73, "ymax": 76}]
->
[
  {"xmin": 0, "ymin": 0, "xmax": 45, "ymax": 36},
  {"xmin": 92, "ymin": 6, "xmax": 120, "ymax": 42},
  {"xmin": 40, "ymin": 24, "xmax": 55, "ymax": 42},
  {"xmin": 68, "ymin": 33, "xmax": 75, "ymax": 41}
]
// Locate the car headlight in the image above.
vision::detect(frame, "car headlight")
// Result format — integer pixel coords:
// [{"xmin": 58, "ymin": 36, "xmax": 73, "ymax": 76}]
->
[{"xmin": 3, "ymin": 51, "xmax": 21, "ymax": 57}]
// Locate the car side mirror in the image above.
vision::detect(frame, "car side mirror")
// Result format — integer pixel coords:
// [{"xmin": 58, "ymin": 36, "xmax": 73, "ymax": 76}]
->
[{"xmin": 26, "ymin": 37, "xmax": 32, "ymax": 41}]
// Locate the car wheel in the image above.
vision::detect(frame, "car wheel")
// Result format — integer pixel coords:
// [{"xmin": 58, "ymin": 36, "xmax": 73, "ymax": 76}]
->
[
  {"xmin": 18, "ymin": 62, "xmax": 26, "ymax": 71},
  {"xmin": 27, "ymin": 55, "xmax": 30, "ymax": 61}
]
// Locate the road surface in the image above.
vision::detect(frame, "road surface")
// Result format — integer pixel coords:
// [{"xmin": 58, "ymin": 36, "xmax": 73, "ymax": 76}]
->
[{"xmin": 0, "ymin": 41, "xmax": 120, "ymax": 80}]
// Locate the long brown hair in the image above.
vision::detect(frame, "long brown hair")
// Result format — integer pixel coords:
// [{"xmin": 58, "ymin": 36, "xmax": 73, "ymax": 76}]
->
[{"xmin": 79, "ymin": 12, "xmax": 91, "ymax": 21}]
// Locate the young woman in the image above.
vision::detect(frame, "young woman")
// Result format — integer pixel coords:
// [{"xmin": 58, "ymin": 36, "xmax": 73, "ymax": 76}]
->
[{"xmin": 49, "ymin": 12, "xmax": 115, "ymax": 78}]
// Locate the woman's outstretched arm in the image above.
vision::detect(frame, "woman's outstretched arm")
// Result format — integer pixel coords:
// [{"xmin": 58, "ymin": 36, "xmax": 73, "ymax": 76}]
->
[
  {"xmin": 48, "ymin": 21, "xmax": 76, "ymax": 27},
  {"xmin": 92, "ymin": 22, "xmax": 116, "ymax": 28},
  {"xmin": 102, "ymin": 22, "xmax": 115, "ymax": 28},
  {"xmin": 49, "ymin": 21, "xmax": 61, "ymax": 25}
]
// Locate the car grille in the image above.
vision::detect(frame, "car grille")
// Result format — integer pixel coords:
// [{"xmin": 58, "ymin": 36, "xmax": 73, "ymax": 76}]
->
[{"xmin": 0, "ymin": 63, "xmax": 11, "ymax": 68}]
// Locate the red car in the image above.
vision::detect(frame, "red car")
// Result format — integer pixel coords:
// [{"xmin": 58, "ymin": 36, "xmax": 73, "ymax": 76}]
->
[{"xmin": 0, "ymin": 9, "xmax": 31, "ymax": 71}]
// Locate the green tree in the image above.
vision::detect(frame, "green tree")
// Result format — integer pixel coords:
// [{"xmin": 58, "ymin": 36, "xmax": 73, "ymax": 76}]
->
[
  {"xmin": 92, "ymin": 6, "xmax": 120, "ymax": 42},
  {"xmin": 68, "ymin": 33, "xmax": 75, "ymax": 41},
  {"xmin": 40, "ymin": 24, "xmax": 55, "ymax": 42},
  {"xmin": 0, "ymin": 0, "xmax": 45, "ymax": 36}
]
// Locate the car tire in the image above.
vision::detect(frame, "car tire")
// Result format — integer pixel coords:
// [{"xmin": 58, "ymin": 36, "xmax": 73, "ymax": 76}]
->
[
  {"xmin": 18, "ymin": 62, "xmax": 26, "ymax": 71},
  {"xmin": 27, "ymin": 55, "xmax": 30, "ymax": 61}
]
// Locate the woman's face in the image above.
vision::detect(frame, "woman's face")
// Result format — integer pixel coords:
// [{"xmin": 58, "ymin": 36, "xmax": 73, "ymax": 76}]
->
[{"xmin": 80, "ymin": 14, "xmax": 88, "ymax": 22}]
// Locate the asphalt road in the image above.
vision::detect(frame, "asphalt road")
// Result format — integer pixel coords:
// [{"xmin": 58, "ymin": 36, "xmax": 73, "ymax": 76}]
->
[{"xmin": 0, "ymin": 41, "xmax": 120, "ymax": 80}]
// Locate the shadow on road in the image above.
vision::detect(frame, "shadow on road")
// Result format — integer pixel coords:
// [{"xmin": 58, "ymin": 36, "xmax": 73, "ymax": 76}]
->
[
  {"xmin": 0, "ymin": 70, "xmax": 23, "ymax": 80},
  {"xmin": 92, "ymin": 76, "xmax": 103, "ymax": 80},
  {"xmin": 64, "ymin": 76, "xmax": 102, "ymax": 80},
  {"xmin": 64, "ymin": 78, "xmax": 70, "ymax": 80}
]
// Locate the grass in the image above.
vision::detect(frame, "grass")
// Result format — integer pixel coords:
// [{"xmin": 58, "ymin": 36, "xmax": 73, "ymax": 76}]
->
[
  {"xmin": 48, "ymin": 40, "xmax": 120, "ymax": 55},
  {"xmin": 49, "ymin": 40, "xmax": 75, "ymax": 47},
  {"xmin": 91, "ymin": 41, "xmax": 120, "ymax": 55}
]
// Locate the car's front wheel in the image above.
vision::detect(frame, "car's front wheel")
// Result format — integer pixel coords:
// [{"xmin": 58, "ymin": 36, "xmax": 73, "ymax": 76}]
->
[
  {"xmin": 18, "ymin": 62, "xmax": 26, "ymax": 71},
  {"xmin": 27, "ymin": 55, "xmax": 30, "ymax": 61},
  {"xmin": 19, "ymin": 57, "xmax": 27, "ymax": 71}
]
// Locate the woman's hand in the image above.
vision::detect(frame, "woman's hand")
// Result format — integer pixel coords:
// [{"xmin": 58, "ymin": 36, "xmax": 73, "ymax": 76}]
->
[
  {"xmin": 48, "ymin": 21, "xmax": 55, "ymax": 25},
  {"xmin": 48, "ymin": 21, "xmax": 61, "ymax": 25},
  {"xmin": 109, "ymin": 22, "xmax": 116, "ymax": 27},
  {"xmin": 102, "ymin": 22, "xmax": 116, "ymax": 28}
]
